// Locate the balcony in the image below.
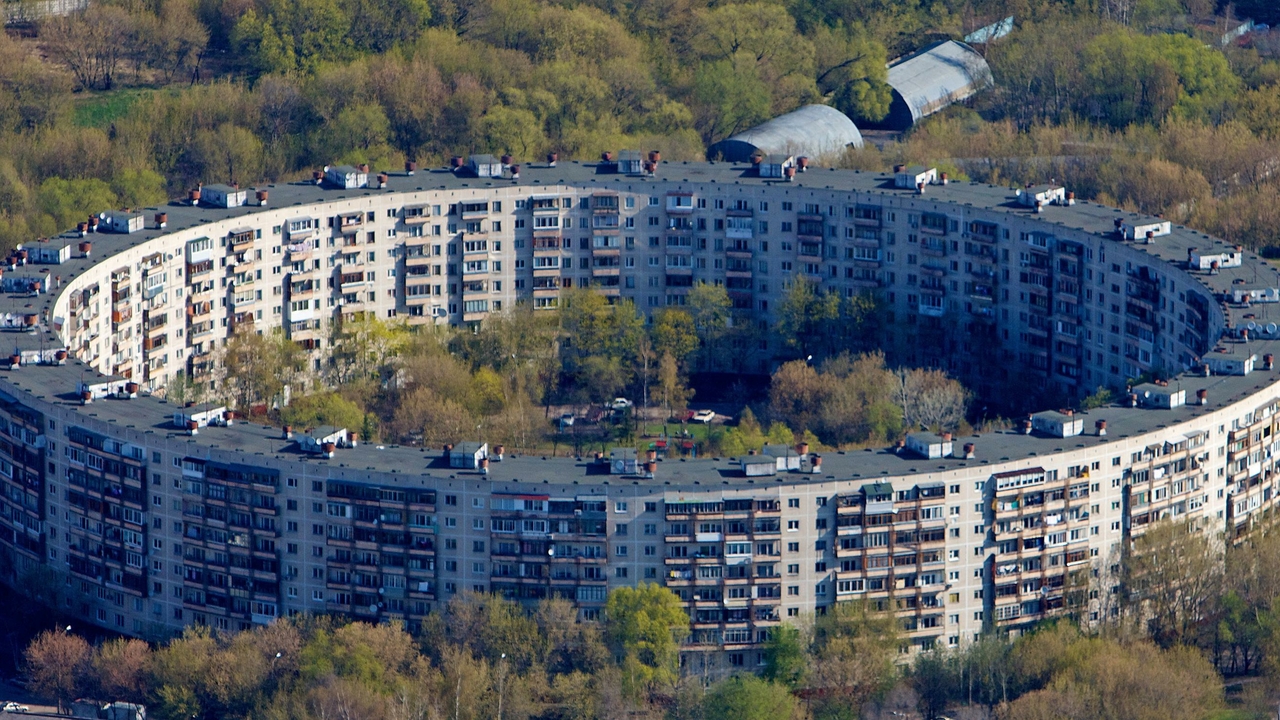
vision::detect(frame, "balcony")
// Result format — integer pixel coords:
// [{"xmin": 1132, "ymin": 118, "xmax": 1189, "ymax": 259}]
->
[
  {"xmin": 403, "ymin": 205, "xmax": 430, "ymax": 224},
  {"xmin": 229, "ymin": 250, "xmax": 254, "ymax": 270},
  {"xmin": 921, "ymin": 239, "xmax": 947, "ymax": 257},
  {"xmin": 797, "ymin": 241, "xmax": 822, "ymax": 260},
  {"xmin": 852, "ymin": 210, "xmax": 882, "ymax": 227},
  {"xmin": 279, "ymin": 241, "xmax": 310, "ymax": 265},
  {"xmin": 229, "ymin": 229, "xmax": 255, "ymax": 252},
  {"xmin": 230, "ymin": 312, "xmax": 255, "ymax": 332},
  {"xmin": 591, "ymin": 194, "xmax": 619, "ymax": 213},
  {"xmin": 459, "ymin": 201, "xmax": 489, "ymax": 218},
  {"xmin": 530, "ymin": 196, "xmax": 560, "ymax": 213},
  {"xmin": 796, "ymin": 214, "xmax": 824, "ymax": 237},
  {"xmin": 532, "ymin": 234, "xmax": 561, "ymax": 254}
]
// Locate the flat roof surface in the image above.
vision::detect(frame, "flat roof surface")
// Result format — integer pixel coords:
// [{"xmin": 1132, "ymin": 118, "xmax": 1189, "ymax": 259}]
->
[
  {"xmin": 0, "ymin": 158, "xmax": 1277, "ymax": 488},
  {"xmin": 7, "ymin": 356, "xmax": 1277, "ymax": 490}
]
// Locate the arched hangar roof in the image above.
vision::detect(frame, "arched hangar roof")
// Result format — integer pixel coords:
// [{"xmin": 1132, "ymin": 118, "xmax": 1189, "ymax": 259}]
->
[
  {"xmin": 877, "ymin": 40, "xmax": 994, "ymax": 130},
  {"xmin": 706, "ymin": 104, "xmax": 863, "ymax": 163}
]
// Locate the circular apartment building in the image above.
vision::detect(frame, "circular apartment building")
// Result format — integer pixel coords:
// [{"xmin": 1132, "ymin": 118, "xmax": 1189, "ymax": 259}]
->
[{"xmin": 0, "ymin": 154, "xmax": 1275, "ymax": 673}]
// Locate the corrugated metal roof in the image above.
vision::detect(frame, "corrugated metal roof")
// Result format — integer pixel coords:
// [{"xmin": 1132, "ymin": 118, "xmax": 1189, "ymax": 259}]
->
[
  {"xmin": 884, "ymin": 40, "xmax": 993, "ymax": 128},
  {"xmin": 706, "ymin": 104, "xmax": 863, "ymax": 163}
]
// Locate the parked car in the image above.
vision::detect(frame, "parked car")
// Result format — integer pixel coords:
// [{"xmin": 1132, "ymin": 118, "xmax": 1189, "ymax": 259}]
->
[
  {"xmin": 4, "ymin": 703, "xmax": 30, "ymax": 713},
  {"xmin": 559, "ymin": 412, "xmax": 575, "ymax": 427},
  {"xmin": 611, "ymin": 398, "xmax": 633, "ymax": 410},
  {"xmin": 691, "ymin": 409, "xmax": 716, "ymax": 424}
]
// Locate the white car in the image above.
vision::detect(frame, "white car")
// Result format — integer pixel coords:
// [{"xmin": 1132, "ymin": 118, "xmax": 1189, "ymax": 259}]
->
[
  {"xmin": 611, "ymin": 398, "xmax": 633, "ymax": 410},
  {"xmin": 559, "ymin": 412, "xmax": 575, "ymax": 426},
  {"xmin": 4, "ymin": 703, "xmax": 29, "ymax": 713},
  {"xmin": 692, "ymin": 409, "xmax": 716, "ymax": 424}
]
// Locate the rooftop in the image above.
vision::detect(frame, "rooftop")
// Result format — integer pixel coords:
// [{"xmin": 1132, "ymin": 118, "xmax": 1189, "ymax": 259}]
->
[
  {"xmin": 6, "ymin": 354, "xmax": 1276, "ymax": 491},
  {"xmin": 1, "ymin": 158, "xmax": 1276, "ymax": 490}
]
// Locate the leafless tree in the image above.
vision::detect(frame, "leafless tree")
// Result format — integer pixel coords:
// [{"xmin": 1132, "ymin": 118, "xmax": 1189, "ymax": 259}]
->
[
  {"xmin": 894, "ymin": 367, "xmax": 971, "ymax": 432},
  {"xmin": 41, "ymin": 5, "xmax": 131, "ymax": 90}
]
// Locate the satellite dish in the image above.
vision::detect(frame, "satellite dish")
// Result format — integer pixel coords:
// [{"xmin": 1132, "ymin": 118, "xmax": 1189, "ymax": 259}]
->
[
  {"xmin": 613, "ymin": 460, "xmax": 626, "ymax": 473},
  {"xmin": 369, "ymin": 603, "xmax": 379, "ymax": 613},
  {"xmin": 1248, "ymin": 321, "xmax": 1258, "ymax": 331},
  {"xmin": 1267, "ymin": 323, "xmax": 1277, "ymax": 335}
]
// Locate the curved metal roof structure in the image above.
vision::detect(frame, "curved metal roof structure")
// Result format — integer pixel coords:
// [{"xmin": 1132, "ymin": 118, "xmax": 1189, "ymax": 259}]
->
[
  {"xmin": 874, "ymin": 40, "xmax": 994, "ymax": 131},
  {"xmin": 706, "ymin": 104, "xmax": 863, "ymax": 163}
]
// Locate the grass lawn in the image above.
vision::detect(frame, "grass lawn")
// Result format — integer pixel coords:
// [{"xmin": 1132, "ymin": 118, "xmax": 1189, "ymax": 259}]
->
[
  {"xmin": 642, "ymin": 422, "xmax": 714, "ymax": 442},
  {"xmin": 72, "ymin": 88, "xmax": 153, "ymax": 129}
]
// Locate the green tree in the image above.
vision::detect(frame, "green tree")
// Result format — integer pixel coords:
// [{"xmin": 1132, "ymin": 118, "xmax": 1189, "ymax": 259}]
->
[
  {"xmin": 604, "ymin": 583, "xmax": 689, "ymax": 693},
  {"xmin": 813, "ymin": 24, "xmax": 891, "ymax": 124},
  {"xmin": 230, "ymin": 8, "xmax": 298, "ymax": 77},
  {"xmin": 762, "ymin": 623, "xmax": 806, "ymax": 687},
  {"xmin": 343, "ymin": 0, "xmax": 431, "ymax": 53},
  {"xmin": 702, "ymin": 675, "xmax": 797, "ymax": 720},
  {"xmin": 111, "ymin": 168, "xmax": 167, "ymax": 209},
  {"xmin": 281, "ymin": 391, "xmax": 368, "ymax": 432},
  {"xmin": 478, "ymin": 104, "xmax": 546, "ymax": 159},
  {"xmin": 650, "ymin": 308, "xmax": 698, "ymax": 368},
  {"xmin": 687, "ymin": 282, "xmax": 731, "ymax": 371},
  {"xmin": 320, "ymin": 103, "xmax": 397, "ymax": 167},
  {"xmin": 912, "ymin": 648, "xmax": 958, "ymax": 720},
  {"xmin": 558, "ymin": 288, "xmax": 644, "ymax": 402},
  {"xmin": 776, "ymin": 275, "xmax": 878, "ymax": 361},
  {"xmin": 716, "ymin": 406, "xmax": 767, "ymax": 456},
  {"xmin": 1081, "ymin": 30, "xmax": 1239, "ymax": 127},
  {"xmin": 1081, "ymin": 386, "xmax": 1113, "ymax": 410},
  {"xmin": 693, "ymin": 56, "xmax": 772, "ymax": 144},
  {"xmin": 36, "ymin": 177, "xmax": 117, "ymax": 231}
]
